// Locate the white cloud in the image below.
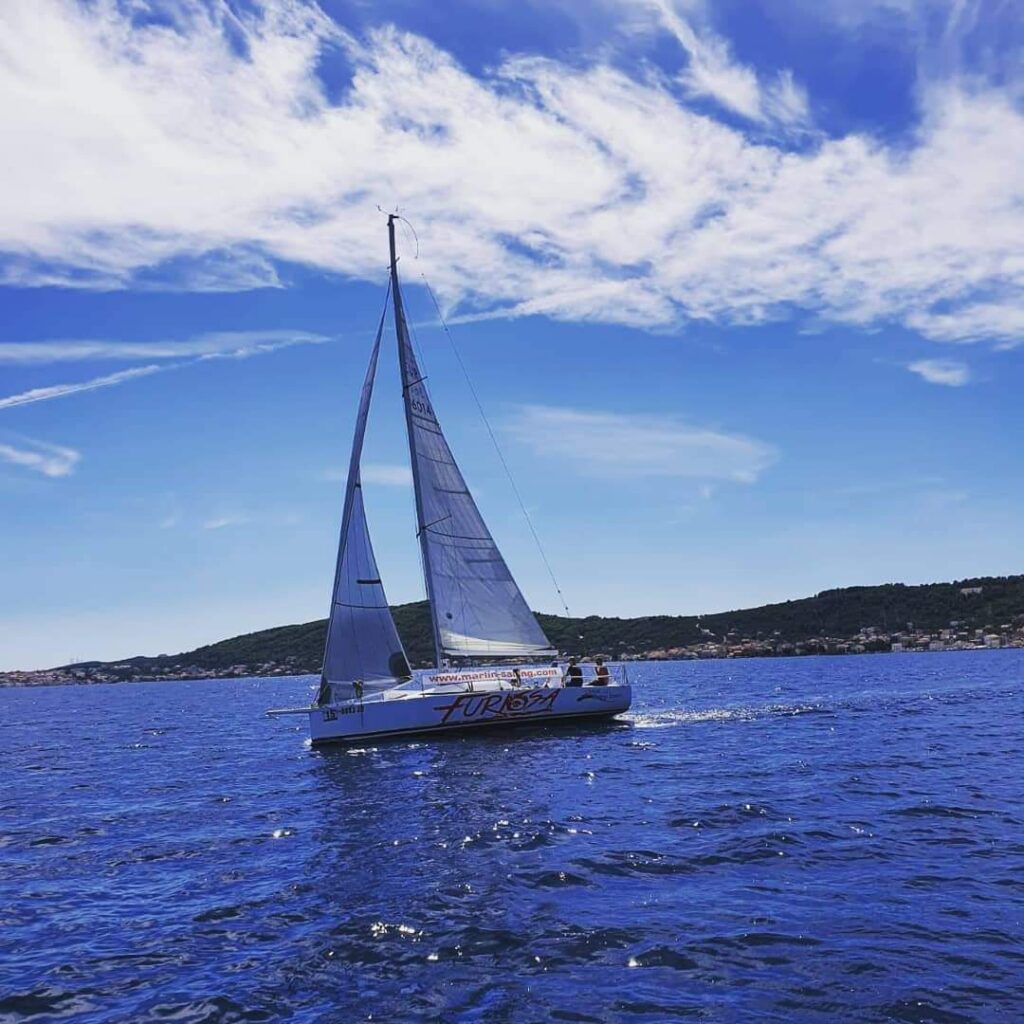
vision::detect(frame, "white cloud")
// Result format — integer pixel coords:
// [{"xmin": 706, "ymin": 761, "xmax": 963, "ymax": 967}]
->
[
  {"xmin": 507, "ymin": 405, "xmax": 776, "ymax": 482},
  {"xmin": 361, "ymin": 462, "xmax": 413, "ymax": 487},
  {"xmin": 649, "ymin": 0, "xmax": 809, "ymax": 126},
  {"xmin": 907, "ymin": 358, "xmax": 972, "ymax": 386},
  {"xmin": 0, "ymin": 436, "xmax": 80, "ymax": 477},
  {"xmin": 0, "ymin": 365, "xmax": 164, "ymax": 410},
  {"xmin": 907, "ymin": 304, "xmax": 1024, "ymax": 348},
  {"xmin": 0, "ymin": 330, "xmax": 329, "ymax": 364},
  {"xmin": 0, "ymin": 1, "xmax": 1021, "ymax": 348}
]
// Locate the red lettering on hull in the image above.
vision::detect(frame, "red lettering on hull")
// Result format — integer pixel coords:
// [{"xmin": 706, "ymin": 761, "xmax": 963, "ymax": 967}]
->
[{"xmin": 434, "ymin": 687, "xmax": 559, "ymax": 725}]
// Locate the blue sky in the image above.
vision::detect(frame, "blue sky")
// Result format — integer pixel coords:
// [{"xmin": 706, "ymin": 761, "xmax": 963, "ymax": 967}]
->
[{"xmin": 1, "ymin": 0, "xmax": 1022, "ymax": 669}]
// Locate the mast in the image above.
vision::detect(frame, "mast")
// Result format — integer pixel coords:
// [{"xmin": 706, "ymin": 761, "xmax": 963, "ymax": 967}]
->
[{"xmin": 389, "ymin": 215, "xmax": 444, "ymax": 669}]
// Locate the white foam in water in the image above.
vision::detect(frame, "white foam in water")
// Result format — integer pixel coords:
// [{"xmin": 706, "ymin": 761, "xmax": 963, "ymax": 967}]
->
[
  {"xmin": 628, "ymin": 707, "xmax": 754, "ymax": 728},
  {"xmin": 629, "ymin": 702, "xmax": 825, "ymax": 729}
]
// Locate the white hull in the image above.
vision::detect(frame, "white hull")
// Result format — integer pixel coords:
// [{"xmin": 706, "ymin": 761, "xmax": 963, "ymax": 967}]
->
[{"xmin": 306, "ymin": 682, "xmax": 631, "ymax": 745}]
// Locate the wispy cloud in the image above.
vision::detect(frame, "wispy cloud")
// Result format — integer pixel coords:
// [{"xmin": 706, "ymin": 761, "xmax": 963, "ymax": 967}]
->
[
  {"xmin": 782, "ymin": 0, "xmax": 1021, "ymax": 86},
  {"xmin": 649, "ymin": 0, "xmax": 810, "ymax": 125},
  {"xmin": 200, "ymin": 509, "xmax": 300, "ymax": 530},
  {"xmin": 0, "ymin": 1, "xmax": 1021, "ymax": 348},
  {"xmin": 507, "ymin": 406, "xmax": 777, "ymax": 482},
  {"xmin": 0, "ymin": 331, "xmax": 331, "ymax": 411},
  {"xmin": 907, "ymin": 358, "xmax": 971, "ymax": 387},
  {"xmin": 0, "ymin": 330, "xmax": 330, "ymax": 365},
  {"xmin": 0, "ymin": 366, "xmax": 164, "ymax": 410},
  {"xmin": 0, "ymin": 436, "xmax": 80, "ymax": 477},
  {"xmin": 202, "ymin": 515, "xmax": 249, "ymax": 531}
]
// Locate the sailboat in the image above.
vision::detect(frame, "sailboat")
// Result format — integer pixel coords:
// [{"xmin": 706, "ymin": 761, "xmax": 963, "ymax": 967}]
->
[{"xmin": 269, "ymin": 217, "xmax": 631, "ymax": 744}]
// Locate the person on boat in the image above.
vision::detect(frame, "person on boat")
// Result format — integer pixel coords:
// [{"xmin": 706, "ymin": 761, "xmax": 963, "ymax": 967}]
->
[
  {"xmin": 591, "ymin": 657, "xmax": 610, "ymax": 685},
  {"xmin": 564, "ymin": 658, "xmax": 584, "ymax": 687},
  {"xmin": 511, "ymin": 667, "xmax": 523, "ymax": 688},
  {"xmin": 316, "ymin": 678, "xmax": 332, "ymax": 706}
]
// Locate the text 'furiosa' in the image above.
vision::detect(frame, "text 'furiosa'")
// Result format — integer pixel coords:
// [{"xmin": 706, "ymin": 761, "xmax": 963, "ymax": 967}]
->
[{"xmin": 433, "ymin": 688, "xmax": 559, "ymax": 725}]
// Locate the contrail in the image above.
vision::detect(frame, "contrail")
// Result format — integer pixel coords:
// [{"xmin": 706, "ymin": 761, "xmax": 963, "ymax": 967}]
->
[
  {"xmin": 0, "ymin": 331, "xmax": 334, "ymax": 410},
  {"xmin": 0, "ymin": 365, "xmax": 165, "ymax": 410}
]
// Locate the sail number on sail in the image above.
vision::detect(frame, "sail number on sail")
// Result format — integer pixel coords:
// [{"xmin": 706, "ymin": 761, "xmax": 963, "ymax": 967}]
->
[{"xmin": 409, "ymin": 396, "xmax": 435, "ymax": 420}]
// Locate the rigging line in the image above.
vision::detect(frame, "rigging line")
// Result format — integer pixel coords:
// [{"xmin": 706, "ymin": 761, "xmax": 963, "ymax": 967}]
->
[
  {"xmin": 397, "ymin": 215, "xmax": 419, "ymax": 260},
  {"xmin": 378, "ymin": 205, "xmax": 420, "ymax": 259},
  {"xmin": 420, "ymin": 273, "xmax": 573, "ymax": 620}
]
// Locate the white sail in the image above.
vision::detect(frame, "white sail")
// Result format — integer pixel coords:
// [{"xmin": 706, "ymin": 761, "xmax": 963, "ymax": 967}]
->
[
  {"xmin": 389, "ymin": 223, "xmax": 555, "ymax": 662},
  {"xmin": 320, "ymin": 295, "xmax": 411, "ymax": 702}
]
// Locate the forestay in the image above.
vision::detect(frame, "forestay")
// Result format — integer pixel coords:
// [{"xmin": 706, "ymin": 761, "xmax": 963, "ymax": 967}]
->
[
  {"xmin": 320, "ymin": 294, "xmax": 411, "ymax": 702},
  {"xmin": 390, "ymin": 238, "xmax": 555, "ymax": 662}
]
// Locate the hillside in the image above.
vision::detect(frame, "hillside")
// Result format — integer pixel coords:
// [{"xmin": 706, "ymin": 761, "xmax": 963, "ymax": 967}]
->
[{"xmin": 4, "ymin": 573, "xmax": 1024, "ymax": 686}]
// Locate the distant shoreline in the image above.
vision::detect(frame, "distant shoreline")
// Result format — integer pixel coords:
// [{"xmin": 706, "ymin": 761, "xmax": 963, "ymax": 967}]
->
[
  {"xmin": 3, "ymin": 643, "xmax": 1021, "ymax": 689},
  {"xmin": 6, "ymin": 573, "xmax": 1023, "ymax": 687}
]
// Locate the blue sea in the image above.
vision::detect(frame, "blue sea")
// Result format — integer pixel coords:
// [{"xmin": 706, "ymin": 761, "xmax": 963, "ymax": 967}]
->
[{"xmin": 2, "ymin": 652, "xmax": 1024, "ymax": 1023}]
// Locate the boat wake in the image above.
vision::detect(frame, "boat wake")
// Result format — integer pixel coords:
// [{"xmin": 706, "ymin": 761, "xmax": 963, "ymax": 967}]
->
[{"xmin": 627, "ymin": 702, "xmax": 828, "ymax": 729}]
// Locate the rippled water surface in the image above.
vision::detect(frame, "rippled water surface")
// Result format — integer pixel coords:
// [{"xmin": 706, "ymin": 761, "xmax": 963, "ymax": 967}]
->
[{"xmin": 3, "ymin": 652, "xmax": 1024, "ymax": 1023}]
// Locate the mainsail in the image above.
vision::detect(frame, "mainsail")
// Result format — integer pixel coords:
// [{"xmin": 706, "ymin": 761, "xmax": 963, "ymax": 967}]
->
[
  {"xmin": 319, "ymin": 291, "xmax": 411, "ymax": 702},
  {"xmin": 388, "ymin": 217, "xmax": 556, "ymax": 663}
]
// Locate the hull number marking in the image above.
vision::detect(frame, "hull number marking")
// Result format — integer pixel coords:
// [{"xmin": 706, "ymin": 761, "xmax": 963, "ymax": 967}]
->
[{"xmin": 322, "ymin": 704, "xmax": 364, "ymax": 721}]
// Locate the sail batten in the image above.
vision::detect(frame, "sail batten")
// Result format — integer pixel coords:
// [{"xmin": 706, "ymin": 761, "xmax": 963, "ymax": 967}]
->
[
  {"xmin": 388, "ymin": 218, "xmax": 555, "ymax": 663},
  {"xmin": 319, "ymin": 287, "xmax": 411, "ymax": 701}
]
